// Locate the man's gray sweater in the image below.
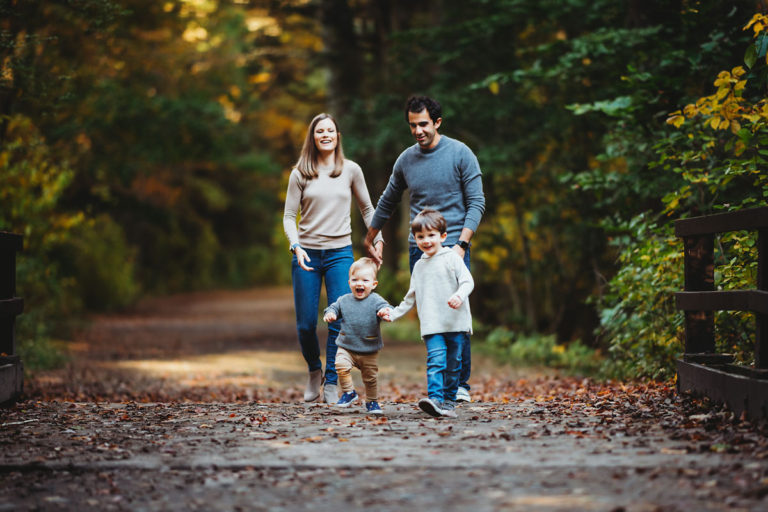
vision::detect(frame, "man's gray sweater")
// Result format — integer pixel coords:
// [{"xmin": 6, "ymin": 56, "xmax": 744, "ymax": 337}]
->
[
  {"xmin": 324, "ymin": 292, "xmax": 391, "ymax": 353},
  {"xmin": 370, "ymin": 135, "xmax": 485, "ymax": 246}
]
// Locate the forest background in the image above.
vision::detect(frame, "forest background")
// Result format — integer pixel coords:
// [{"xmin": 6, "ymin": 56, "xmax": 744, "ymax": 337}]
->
[{"xmin": 2, "ymin": 0, "xmax": 768, "ymax": 380}]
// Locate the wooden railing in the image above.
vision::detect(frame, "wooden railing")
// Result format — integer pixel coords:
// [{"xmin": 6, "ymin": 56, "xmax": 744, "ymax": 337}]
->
[
  {"xmin": 675, "ymin": 206, "xmax": 768, "ymax": 418},
  {"xmin": 0, "ymin": 232, "xmax": 24, "ymax": 405}
]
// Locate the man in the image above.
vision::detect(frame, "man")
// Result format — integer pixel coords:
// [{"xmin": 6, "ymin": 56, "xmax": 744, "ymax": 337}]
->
[{"xmin": 364, "ymin": 95, "xmax": 485, "ymax": 402}]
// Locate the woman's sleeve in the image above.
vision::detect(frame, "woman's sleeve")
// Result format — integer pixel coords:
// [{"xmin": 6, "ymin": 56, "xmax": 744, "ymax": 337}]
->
[
  {"xmin": 350, "ymin": 163, "xmax": 384, "ymax": 246},
  {"xmin": 282, "ymin": 170, "xmax": 302, "ymax": 249}
]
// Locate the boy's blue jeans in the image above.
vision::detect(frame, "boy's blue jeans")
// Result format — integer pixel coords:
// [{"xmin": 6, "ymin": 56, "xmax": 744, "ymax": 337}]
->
[
  {"xmin": 424, "ymin": 332, "xmax": 464, "ymax": 403},
  {"xmin": 410, "ymin": 245, "xmax": 472, "ymax": 391},
  {"xmin": 291, "ymin": 245, "xmax": 354, "ymax": 386}
]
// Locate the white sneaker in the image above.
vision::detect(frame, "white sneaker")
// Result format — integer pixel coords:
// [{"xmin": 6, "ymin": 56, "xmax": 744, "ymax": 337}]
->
[
  {"xmin": 323, "ymin": 383, "xmax": 339, "ymax": 404},
  {"xmin": 456, "ymin": 387, "xmax": 471, "ymax": 403},
  {"xmin": 303, "ymin": 369, "xmax": 323, "ymax": 402},
  {"xmin": 441, "ymin": 400, "xmax": 458, "ymax": 418},
  {"xmin": 418, "ymin": 397, "xmax": 444, "ymax": 417}
]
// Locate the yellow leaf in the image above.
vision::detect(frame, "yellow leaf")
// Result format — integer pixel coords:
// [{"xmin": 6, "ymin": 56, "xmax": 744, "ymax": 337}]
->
[
  {"xmin": 735, "ymin": 80, "xmax": 747, "ymax": 91},
  {"xmin": 666, "ymin": 115, "xmax": 685, "ymax": 128},
  {"xmin": 488, "ymin": 81, "xmax": 500, "ymax": 95}
]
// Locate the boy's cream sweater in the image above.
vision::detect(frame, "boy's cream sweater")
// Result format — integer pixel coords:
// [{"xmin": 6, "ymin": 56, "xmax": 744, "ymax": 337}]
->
[{"xmin": 389, "ymin": 247, "xmax": 474, "ymax": 337}]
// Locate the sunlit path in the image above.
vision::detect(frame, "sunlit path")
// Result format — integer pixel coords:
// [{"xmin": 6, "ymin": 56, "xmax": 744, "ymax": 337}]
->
[{"xmin": 26, "ymin": 287, "xmax": 530, "ymax": 403}]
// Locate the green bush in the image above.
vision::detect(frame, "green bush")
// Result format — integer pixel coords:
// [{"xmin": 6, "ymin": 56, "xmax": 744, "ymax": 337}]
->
[
  {"xmin": 55, "ymin": 215, "xmax": 140, "ymax": 312},
  {"xmin": 478, "ymin": 327, "xmax": 602, "ymax": 376}
]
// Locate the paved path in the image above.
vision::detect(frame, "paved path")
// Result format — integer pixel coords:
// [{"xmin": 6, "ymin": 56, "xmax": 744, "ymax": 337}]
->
[{"xmin": 2, "ymin": 288, "xmax": 767, "ymax": 511}]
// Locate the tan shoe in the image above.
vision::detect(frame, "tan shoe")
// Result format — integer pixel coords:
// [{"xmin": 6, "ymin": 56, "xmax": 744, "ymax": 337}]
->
[{"xmin": 304, "ymin": 369, "xmax": 323, "ymax": 402}]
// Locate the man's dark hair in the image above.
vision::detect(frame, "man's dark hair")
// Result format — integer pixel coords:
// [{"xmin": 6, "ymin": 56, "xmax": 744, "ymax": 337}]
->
[{"xmin": 405, "ymin": 96, "xmax": 442, "ymax": 123}]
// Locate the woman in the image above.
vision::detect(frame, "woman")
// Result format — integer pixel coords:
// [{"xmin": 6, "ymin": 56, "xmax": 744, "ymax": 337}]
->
[{"xmin": 283, "ymin": 113, "xmax": 383, "ymax": 403}]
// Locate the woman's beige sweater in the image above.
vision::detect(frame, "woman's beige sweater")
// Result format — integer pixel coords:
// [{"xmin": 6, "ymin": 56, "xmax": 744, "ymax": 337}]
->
[{"xmin": 283, "ymin": 159, "xmax": 381, "ymax": 250}]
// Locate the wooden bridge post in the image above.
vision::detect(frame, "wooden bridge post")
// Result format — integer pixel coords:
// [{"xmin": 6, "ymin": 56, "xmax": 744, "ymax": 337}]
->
[
  {"xmin": 682, "ymin": 234, "xmax": 715, "ymax": 354},
  {"xmin": 0, "ymin": 232, "xmax": 24, "ymax": 405},
  {"xmin": 757, "ymin": 228, "xmax": 767, "ymax": 369}
]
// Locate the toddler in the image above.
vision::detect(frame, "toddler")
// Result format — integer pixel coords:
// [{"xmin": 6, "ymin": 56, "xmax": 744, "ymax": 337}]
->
[{"xmin": 323, "ymin": 257, "xmax": 391, "ymax": 414}]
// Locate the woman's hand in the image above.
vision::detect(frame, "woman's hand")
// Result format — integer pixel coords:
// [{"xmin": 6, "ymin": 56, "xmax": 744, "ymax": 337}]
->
[
  {"xmin": 377, "ymin": 307, "xmax": 392, "ymax": 322},
  {"xmin": 294, "ymin": 246, "xmax": 314, "ymax": 271}
]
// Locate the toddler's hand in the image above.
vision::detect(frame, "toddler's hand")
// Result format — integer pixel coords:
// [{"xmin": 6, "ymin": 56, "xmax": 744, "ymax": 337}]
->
[
  {"xmin": 447, "ymin": 294, "xmax": 463, "ymax": 309},
  {"xmin": 323, "ymin": 311, "xmax": 337, "ymax": 323},
  {"xmin": 377, "ymin": 307, "xmax": 392, "ymax": 322}
]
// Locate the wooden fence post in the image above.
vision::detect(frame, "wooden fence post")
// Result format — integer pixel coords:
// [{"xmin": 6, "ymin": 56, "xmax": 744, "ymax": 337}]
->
[
  {"xmin": 0, "ymin": 232, "xmax": 24, "ymax": 405},
  {"xmin": 683, "ymin": 234, "xmax": 715, "ymax": 355},
  {"xmin": 757, "ymin": 228, "xmax": 767, "ymax": 369}
]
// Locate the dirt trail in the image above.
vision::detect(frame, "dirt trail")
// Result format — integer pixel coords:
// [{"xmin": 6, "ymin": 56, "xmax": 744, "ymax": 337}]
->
[
  {"xmin": 24, "ymin": 287, "xmax": 532, "ymax": 403},
  {"xmin": 3, "ymin": 287, "xmax": 768, "ymax": 511}
]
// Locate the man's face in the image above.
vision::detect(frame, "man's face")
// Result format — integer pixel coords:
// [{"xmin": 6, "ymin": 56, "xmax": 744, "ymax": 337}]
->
[{"xmin": 408, "ymin": 109, "xmax": 441, "ymax": 149}]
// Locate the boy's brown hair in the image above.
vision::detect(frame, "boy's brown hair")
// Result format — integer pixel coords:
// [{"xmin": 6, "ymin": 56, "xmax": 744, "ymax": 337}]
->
[
  {"xmin": 410, "ymin": 208, "xmax": 447, "ymax": 235},
  {"xmin": 349, "ymin": 257, "xmax": 378, "ymax": 277}
]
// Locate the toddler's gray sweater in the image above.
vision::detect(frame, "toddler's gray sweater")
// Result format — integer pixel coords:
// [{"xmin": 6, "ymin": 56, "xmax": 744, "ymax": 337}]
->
[{"xmin": 324, "ymin": 292, "xmax": 391, "ymax": 353}]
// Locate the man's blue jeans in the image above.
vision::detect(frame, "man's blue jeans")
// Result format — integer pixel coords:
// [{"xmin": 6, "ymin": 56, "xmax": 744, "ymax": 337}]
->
[
  {"xmin": 291, "ymin": 245, "xmax": 354, "ymax": 386},
  {"xmin": 424, "ymin": 332, "xmax": 463, "ymax": 403},
  {"xmin": 409, "ymin": 245, "xmax": 472, "ymax": 391}
]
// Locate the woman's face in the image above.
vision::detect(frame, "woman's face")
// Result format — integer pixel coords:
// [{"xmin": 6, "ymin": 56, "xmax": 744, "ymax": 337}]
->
[{"xmin": 313, "ymin": 118, "xmax": 338, "ymax": 154}]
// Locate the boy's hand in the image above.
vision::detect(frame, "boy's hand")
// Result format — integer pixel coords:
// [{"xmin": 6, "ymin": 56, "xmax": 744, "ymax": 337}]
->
[
  {"xmin": 323, "ymin": 311, "xmax": 337, "ymax": 323},
  {"xmin": 377, "ymin": 307, "xmax": 392, "ymax": 322},
  {"xmin": 447, "ymin": 294, "xmax": 463, "ymax": 309}
]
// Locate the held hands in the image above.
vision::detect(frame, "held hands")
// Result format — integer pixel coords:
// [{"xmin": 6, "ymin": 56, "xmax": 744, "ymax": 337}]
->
[
  {"xmin": 377, "ymin": 307, "xmax": 392, "ymax": 322},
  {"xmin": 447, "ymin": 294, "xmax": 463, "ymax": 309},
  {"xmin": 323, "ymin": 311, "xmax": 337, "ymax": 323},
  {"xmin": 364, "ymin": 231, "xmax": 384, "ymax": 266}
]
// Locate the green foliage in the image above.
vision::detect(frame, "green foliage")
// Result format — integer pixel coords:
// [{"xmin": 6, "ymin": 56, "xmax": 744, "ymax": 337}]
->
[
  {"xmin": 0, "ymin": 115, "xmax": 82, "ymax": 368},
  {"xmin": 597, "ymin": 17, "xmax": 768, "ymax": 378},
  {"xmin": 17, "ymin": 337, "xmax": 69, "ymax": 372},
  {"xmin": 595, "ymin": 220, "xmax": 684, "ymax": 380},
  {"xmin": 381, "ymin": 316, "xmax": 422, "ymax": 344},
  {"xmin": 479, "ymin": 327, "xmax": 602, "ymax": 376},
  {"xmin": 53, "ymin": 215, "xmax": 140, "ymax": 312}
]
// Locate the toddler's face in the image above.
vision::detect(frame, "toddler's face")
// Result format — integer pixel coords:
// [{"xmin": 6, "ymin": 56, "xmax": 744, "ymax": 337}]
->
[
  {"xmin": 349, "ymin": 267, "xmax": 377, "ymax": 299},
  {"xmin": 414, "ymin": 227, "xmax": 447, "ymax": 257}
]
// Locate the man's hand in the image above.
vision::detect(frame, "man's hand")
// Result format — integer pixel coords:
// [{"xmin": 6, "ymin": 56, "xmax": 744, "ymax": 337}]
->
[
  {"xmin": 447, "ymin": 294, "xmax": 463, "ymax": 309},
  {"xmin": 377, "ymin": 307, "xmax": 392, "ymax": 322},
  {"xmin": 364, "ymin": 228, "xmax": 383, "ymax": 265},
  {"xmin": 294, "ymin": 247, "xmax": 314, "ymax": 271},
  {"xmin": 323, "ymin": 311, "xmax": 337, "ymax": 323},
  {"xmin": 451, "ymin": 245, "xmax": 466, "ymax": 259}
]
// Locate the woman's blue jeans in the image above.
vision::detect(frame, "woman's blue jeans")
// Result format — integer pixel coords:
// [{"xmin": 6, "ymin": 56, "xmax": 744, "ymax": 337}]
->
[
  {"xmin": 424, "ymin": 332, "xmax": 463, "ymax": 403},
  {"xmin": 292, "ymin": 245, "xmax": 354, "ymax": 386},
  {"xmin": 410, "ymin": 245, "xmax": 472, "ymax": 391}
]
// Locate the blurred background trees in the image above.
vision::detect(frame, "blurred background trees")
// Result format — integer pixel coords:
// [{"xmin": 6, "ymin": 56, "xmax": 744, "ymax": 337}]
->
[{"xmin": 2, "ymin": 0, "xmax": 766, "ymax": 377}]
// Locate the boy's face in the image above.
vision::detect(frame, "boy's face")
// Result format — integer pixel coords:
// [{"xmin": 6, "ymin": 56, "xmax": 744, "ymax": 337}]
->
[
  {"xmin": 349, "ymin": 267, "xmax": 378, "ymax": 299},
  {"xmin": 414, "ymin": 227, "xmax": 447, "ymax": 257}
]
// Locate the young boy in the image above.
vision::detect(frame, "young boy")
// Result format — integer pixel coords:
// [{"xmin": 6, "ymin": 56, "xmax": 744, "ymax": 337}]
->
[
  {"xmin": 380, "ymin": 208, "xmax": 474, "ymax": 418},
  {"xmin": 323, "ymin": 257, "xmax": 391, "ymax": 415}
]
